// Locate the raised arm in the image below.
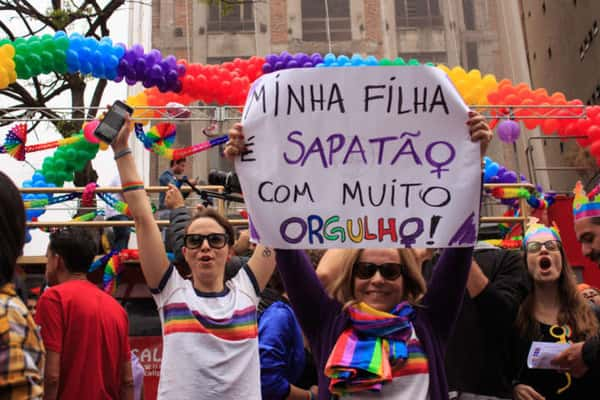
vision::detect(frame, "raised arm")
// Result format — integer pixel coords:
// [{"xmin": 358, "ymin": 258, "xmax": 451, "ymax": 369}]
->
[
  {"xmin": 276, "ymin": 249, "xmax": 341, "ymax": 339},
  {"xmin": 423, "ymin": 246, "xmax": 473, "ymax": 341},
  {"xmin": 111, "ymin": 115, "xmax": 169, "ymax": 288}
]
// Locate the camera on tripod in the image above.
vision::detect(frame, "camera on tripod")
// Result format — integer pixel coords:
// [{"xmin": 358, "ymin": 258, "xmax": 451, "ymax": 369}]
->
[{"xmin": 208, "ymin": 169, "xmax": 242, "ymax": 194}]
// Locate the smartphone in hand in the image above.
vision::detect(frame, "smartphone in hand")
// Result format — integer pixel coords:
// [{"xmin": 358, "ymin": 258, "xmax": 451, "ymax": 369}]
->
[{"xmin": 94, "ymin": 100, "xmax": 133, "ymax": 144}]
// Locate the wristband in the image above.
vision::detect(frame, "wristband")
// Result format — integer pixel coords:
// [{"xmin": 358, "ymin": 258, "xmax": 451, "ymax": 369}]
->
[
  {"xmin": 122, "ymin": 181, "xmax": 145, "ymax": 193},
  {"xmin": 114, "ymin": 148, "xmax": 132, "ymax": 160}
]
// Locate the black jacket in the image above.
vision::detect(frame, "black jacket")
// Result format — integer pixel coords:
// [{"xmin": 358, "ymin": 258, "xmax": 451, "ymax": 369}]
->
[{"xmin": 422, "ymin": 245, "xmax": 530, "ymax": 397}]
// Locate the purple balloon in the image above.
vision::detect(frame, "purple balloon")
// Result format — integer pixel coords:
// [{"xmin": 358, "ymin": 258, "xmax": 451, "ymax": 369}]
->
[
  {"xmin": 165, "ymin": 55, "xmax": 177, "ymax": 68},
  {"xmin": 131, "ymin": 44, "xmax": 144, "ymax": 57},
  {"xmin": 502, "ymin": 171, "xmax": 518, "ymax": 183},
  {"xmin": 262, "ymin": 63, "xmax": 273, "ymax": 73},
  {"xmin": 166, "ymin": 69, "xmax": 179, "ymax": 84},
  {"xmin": 134, "ymin": 58, "xmax": 146, "ymax": 76},
  {"xmin": 265, "ymin": 54, "xmax": 278, "ymax": 65},
  {"xmin": 149, "ymin": 49, "xmax": 162, "ymax": 63},
  {"xmin": 274, "ymin": 61, "xmax": 285, "ymax": 71},
  {"xmin": 497, "ymin": 120, "xmax": 521, "ymax": 143},
  {"xmin": 287, "ymin": 60, "xmax": 299, "ymax": 69},
  {"xmin": 311, "ymin": 53, "xmax": 323, "ymax": 64},
  {"xmin": 302, "ymin": 62, "xmax": 313, "ymax": 68},
  {"xmin": 117, "ymin": 59, "xmax": 129, "ymax": 75},
  {"xmin": 496, "ymin": 166, "xmax": 507, "ymax": 177},
  {"xmin": 172, "ymin": 80, "xmax": 182, "ymax": 93},
  {"xmin": 489, "ymin": 175, "xmax": 500, "ymax": 184},
  {"xmin": 125, "ymin": 67, "xmax": 137, "ymax": 81},
  {"xmin": 176, "ymin": 64, "xmax": 186, "ymax": 76},
  {"xmin": 150, "ymin": 64, "xmax": 163, "ymax": 79},
  {"xmin": 142, "ymin": 78, "xmax": 154, "ymax": 88},
  {"xmin": 125, "ymin": 76, "xmax": 137, "ymax": 85}
]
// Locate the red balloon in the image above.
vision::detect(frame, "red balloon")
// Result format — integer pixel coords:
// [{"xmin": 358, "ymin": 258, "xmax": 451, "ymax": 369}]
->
[
  {"xmin": 587, "ymin": 124, "xmax": 600, "ymax": 142},
  {"xmin": 589, "ymin": 140, "xmax": 600, "ymax": 157},
  {"xmin": 541, "ymin": 118, "xmax": 559, "ymax": 134}
]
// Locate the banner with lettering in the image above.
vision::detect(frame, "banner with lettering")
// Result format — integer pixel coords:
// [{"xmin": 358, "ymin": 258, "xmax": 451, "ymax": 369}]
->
[{"xmin": 237, "ymin": 66, "xmax": 481, "ymax": 248}]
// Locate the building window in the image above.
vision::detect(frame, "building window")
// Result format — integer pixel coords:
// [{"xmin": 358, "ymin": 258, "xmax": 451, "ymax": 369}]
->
[
  {"xmin": 398, "ymin": 51, "xmax": 447, "ymax": 64},
  {"xmin": 466, "ymin": 42, "xmax": 478, "ymax": 70},
  {"xmin": 207, "ymin": 2, "xmax": 254, "ymax": 33},
  {"xmin": 302, "ymin": 0, "xmax": 351, "ymax": 41},
  {"xmin": 395, "ymin": 0, "xmax": 443, "ymax": 28},
  {"xmin": 463, "ymin": 0, "xmax": 476, "ymax": 30}
]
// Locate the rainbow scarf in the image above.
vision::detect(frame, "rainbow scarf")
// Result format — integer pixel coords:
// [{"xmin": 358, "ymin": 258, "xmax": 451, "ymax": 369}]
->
[{"xmin": 324, "ymin": 301, "xmax": 415, "ymax": 395}]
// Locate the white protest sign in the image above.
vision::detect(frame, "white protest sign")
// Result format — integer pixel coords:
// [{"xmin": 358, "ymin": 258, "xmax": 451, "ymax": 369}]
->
[{"xmin": 236, "ymin": 66, "xmax": 481, "ymax": 249}]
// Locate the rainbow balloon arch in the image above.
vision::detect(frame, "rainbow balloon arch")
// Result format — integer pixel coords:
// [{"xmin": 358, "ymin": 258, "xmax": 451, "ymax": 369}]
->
[{"xmin": 0, "ymin": 32, "xmax": 593, "ymax": 247}]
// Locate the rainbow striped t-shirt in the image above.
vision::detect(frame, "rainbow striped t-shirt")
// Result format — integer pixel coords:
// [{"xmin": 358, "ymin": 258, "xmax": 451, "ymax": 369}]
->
[{"xmin": 150, "ymin": 264, "xmax": 261, "ymax": 400}]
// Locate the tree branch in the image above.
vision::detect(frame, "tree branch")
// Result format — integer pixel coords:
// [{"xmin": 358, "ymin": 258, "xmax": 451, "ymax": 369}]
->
[{"xmin": 87, "ymin": 78, "xmax": 107, "ymax": 119}]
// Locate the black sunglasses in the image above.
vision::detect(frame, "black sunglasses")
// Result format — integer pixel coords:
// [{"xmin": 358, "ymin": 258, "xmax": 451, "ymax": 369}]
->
[
  {"xmin": 353, "ymin": 262, "xmax": 405, "ymax": 280},
  {"xmin": 526, "ymin": 240, "xmax": 561, "ymax": 254},
  {"xmin": 184, "ymin": 233, "xmax": 229, "ymax": 249}
]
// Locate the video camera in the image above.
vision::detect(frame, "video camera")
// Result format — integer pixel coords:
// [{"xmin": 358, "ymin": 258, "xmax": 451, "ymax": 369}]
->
[{"xmin": 208, "ymin": 169, "xmax": 242, "ymax": 194}]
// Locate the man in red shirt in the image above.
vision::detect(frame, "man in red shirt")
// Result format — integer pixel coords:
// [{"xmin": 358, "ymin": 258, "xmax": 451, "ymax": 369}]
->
[{"xmin": 35, "ymin": 227, "xmax": 133, "ymax": 400}]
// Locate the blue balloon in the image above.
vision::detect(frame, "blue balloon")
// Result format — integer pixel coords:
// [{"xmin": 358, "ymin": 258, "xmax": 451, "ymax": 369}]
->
[
  {"xmin": 113, "ymin": 44, "xmax": 126, "ymax": 59},
  {"xmin": 54, "ymin": 31, "xmax": 67, "ymax": 39},
  {"xmin": 337, "ymin": 55, "xmax": 350, "ymax": 65},
  {"xmin": 80, "ymin": 61, "xmax": 93, "ymax": 75},
  {"xmin": 83, "ymin": 37, "xmax": 98, "ymax": 50},
  {"xmin": 323, "ymin": 53, "xmax": 336, "ymax": 65},
  {"xmin": 79, "ymin": 46, "xmax": 92, "ymax": 61}
]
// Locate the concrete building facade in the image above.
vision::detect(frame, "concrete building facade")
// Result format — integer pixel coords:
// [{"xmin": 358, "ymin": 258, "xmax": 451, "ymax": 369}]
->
[{"xmin": 147, "ymin": 0, "xmax": 553, "ymax": 195}]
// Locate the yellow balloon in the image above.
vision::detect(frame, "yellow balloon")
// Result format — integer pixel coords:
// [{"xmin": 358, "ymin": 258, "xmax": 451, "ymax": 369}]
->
[
  {"xmin": 467, "ymin": 69, "xmax": 482, "ymax": 81},
  {"xmin": 0, "ymin": 44, "xmax": 15, "ymax": 58},
  {"xmin": 436, "ymin": 64, "xmax": 451, "ymax": 75},
  {"xmin": 99, "ymin": 141, "xmax": 109, "ymax": 151},
  {"xmin": 450, "ymin": 66, "xmax": 467, "ymax": 81}
]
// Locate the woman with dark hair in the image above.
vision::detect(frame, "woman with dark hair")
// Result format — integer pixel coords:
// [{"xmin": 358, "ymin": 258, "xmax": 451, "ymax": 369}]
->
[
  {"xmin": 110, "ymin": 114, "xmax": 276, "ymax": 399},
  {"xmin": 0, "ymin": 171, "xmax": 44, "ymax": 398},
  {"xmin": 224, "ymin": 111, "xmax": 492, "ymax": 399},
  {"xmin": 512, "ymin": 222, "xmax": 599, "ymax": 400}
]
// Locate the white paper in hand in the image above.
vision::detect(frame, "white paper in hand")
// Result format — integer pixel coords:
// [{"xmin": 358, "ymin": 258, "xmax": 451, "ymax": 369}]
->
[{"xmin": 527, "ymin": 341, "xmax": 571, "ymax": 370}]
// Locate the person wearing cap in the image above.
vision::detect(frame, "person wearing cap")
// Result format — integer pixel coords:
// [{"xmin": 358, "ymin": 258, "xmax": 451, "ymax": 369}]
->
[
  {"xmin": 578, "ymin": 283, "xmax": 600, "ymax": 307},
  {"xmin": 551, "ymin": 182, "xmax": 600, "ymax": 377},
  {"xmin": 511, "ymin": 221, "xmax": 599, "ymax": 400}
]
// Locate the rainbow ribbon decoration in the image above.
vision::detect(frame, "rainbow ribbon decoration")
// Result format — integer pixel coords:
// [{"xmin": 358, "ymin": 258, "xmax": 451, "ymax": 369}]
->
[
  {"xmin": 134, "ymin": 122, "xmax": 228, "ymax": 160},
  {"xmin": 0, "ymin": 123, "xmax": 84, "ymax": 161}
]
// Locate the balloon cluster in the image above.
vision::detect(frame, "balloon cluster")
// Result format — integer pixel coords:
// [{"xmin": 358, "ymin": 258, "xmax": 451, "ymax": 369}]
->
[
  {"xmin": 177, "ymin": 56, "xmax": 264, "ymax": 106},
  {"xmin": 483, "ymin": 156, "xmax": 555, "ymax": 210},
  {"xmin": 487, "ymin": 80, "xmax": 583, "ymax": 133},
  {"xmin": 2, "ymin": 33, "xmax": 69, "ymax": 80},
  {"xmin": 438, "ymin": 65, "xmax": 499, "ymax": 106},
  {"xmin": 262, "ymin": 51, "xmax": 324, "ymax": 73},
  {"xmin": 0, "ymin": 43, "xmax": 16, "ymax": 89},
  {"xmin": 40, "ymin": 134, "xmax": 99, "ymax": 186},
  {"xmin": 116, "ymin": 45, "xmax": 185, "ymax": 92},
  {"xmin": 21, "ymin": 172, "xmax": 55, "ymax": 221},
  {"xmin": 65, "ymin": 32, "xmax": 124, "ymax": 80}
]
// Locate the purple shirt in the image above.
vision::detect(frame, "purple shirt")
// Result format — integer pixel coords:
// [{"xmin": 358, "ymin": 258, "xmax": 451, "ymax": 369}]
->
[{"xmin": 276, "ymin": 247, "xmax": 473, "ymax": 400}]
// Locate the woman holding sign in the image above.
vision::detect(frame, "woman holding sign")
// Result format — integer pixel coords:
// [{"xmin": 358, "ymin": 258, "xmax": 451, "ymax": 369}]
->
[
  {"xmin": 109, "ymin": 112, "xmax": 276, "ymax": 400},
  {"xmin": 224, "ymin": 111, "xmax": 492, "ymax": 400},
  {"xmin": 511, "ymin": 222, "xmax": 599, "ymax": 400}
]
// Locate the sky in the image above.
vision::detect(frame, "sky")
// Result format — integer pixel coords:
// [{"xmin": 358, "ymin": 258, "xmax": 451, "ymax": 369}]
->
[{"xmin": 0, "ymin": 2, "xmax": 136, "ymax": 255}]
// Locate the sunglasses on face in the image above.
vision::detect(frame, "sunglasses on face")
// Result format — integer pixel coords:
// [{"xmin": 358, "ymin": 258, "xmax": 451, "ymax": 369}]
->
[
  {"xmin": 526, "ymin": 240, "xmax": 561, "ymax": 253},
  {"xmin": 183, "ymin": 233, "xmax": 229, "ymax": 249},
  {"xmin": 353, "ymin": 262, "xmax": 405, "ymax": 280}
]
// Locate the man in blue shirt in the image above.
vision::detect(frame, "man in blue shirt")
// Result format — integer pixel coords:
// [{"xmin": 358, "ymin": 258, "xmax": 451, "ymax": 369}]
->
[{"xmin": 158, "ymin": 158, "xmax": 195, "ymax": 209}]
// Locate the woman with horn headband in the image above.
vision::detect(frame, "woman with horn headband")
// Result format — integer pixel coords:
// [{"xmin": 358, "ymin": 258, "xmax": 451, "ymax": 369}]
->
[{"xmin": 512, "ymin": 219, "xmax": 599, "ymax": 400}]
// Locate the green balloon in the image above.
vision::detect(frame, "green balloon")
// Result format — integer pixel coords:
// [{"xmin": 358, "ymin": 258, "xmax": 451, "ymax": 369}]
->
[
  {"xmin": 27, "ymin": 54, "xmax": 42, "ymax": 76},
  {"xmin": 407, "ymin": 58, "xmax": 420, "ymax": 66},
  {"xmin": 393, "ymin": 57, "xmax": 406, "ymax": 66},
  {"xmin": 53, "ymin": 50, "xmax": 67, "ymax": 73},
  {"xmin": 40, "ymin": 51, "xmax": 54, "ymax": 73},
  {"xmin": 13, "ymin": 37, "xmax": 26, "ymax": 46},
  {"xmin": 58, "ymin": 171, "xmax": 71, "ymax": 183},
  {"xmin": 54, "ymin": 37, "xmax": 69, "ymax": 51},
  {"xmin": 44, "ymin": 171, "xmax": 57, "ymax": 184},
  {"xmin": 54, "ymin": 158, "xmax": 66, "ymax": 171},
  {"xmin": 28, "ymin": 41, "xmax": 41, "ymax": 54},
  {"xmin": 379, "ymin": 58, "xmax": 392, "ymax": 66}
]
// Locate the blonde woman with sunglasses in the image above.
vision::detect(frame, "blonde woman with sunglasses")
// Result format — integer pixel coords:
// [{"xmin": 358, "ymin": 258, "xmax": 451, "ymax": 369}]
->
[
  {"xmin": 224, "ymin": 111, "xmax": 493, "ymax": 400},
  {"xmin": 511, "ymin": 222, "xmax": 599, "ymax": 400},
  {"xmin": 110, "ymin": 114, "xmax": 276, "ymax": 399}
]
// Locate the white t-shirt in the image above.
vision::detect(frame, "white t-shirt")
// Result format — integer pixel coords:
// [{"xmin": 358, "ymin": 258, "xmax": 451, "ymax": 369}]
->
[
  {"xmin": 342, "ymin": 328, "xmax": 430, "ymax": 399},
  {"xmin": 151, "ymin": 264, "xmax": 261, "ymax": 400}
]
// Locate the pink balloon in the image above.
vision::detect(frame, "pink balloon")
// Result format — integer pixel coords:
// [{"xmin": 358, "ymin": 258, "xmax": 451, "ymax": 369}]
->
[{"xmin": 83, "ymin": 119, "xmax": 101, "ymax": 144}]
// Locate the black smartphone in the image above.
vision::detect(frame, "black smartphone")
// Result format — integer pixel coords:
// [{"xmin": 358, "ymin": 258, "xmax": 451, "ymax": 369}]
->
[{"xmin": 94, "ymin": 100, "xmax": 133, "ymax": 144}]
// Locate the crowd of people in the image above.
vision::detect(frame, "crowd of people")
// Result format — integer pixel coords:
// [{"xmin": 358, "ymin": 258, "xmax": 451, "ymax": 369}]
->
[{"xmin": 1, "ymin": 107, "xmax": 600, "ymax": 400}]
